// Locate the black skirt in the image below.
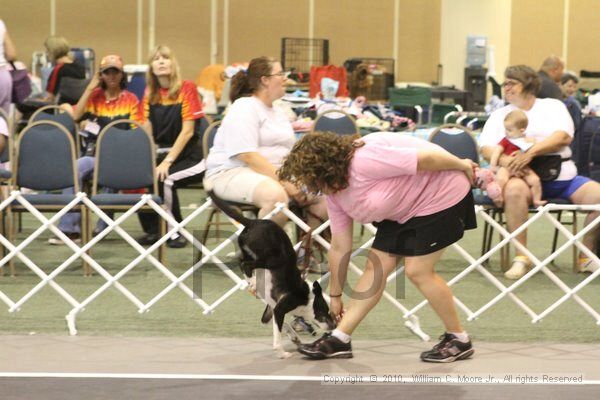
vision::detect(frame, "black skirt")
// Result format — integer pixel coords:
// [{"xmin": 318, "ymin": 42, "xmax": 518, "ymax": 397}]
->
[{"xmin": 371, "ymin": 191, "xmax": 477, "ymax": 256}]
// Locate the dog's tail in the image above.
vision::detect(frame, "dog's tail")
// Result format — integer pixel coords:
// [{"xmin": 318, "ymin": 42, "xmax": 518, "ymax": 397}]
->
[{"xmin": 207, "ymin": 190, "xmax": 254, "ymax": 227}]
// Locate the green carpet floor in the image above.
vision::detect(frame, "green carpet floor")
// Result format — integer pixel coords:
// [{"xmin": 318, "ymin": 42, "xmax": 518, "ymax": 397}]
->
[{"xmin": 1, "ymin": 189, "xmax": 599, "ymax": 342}]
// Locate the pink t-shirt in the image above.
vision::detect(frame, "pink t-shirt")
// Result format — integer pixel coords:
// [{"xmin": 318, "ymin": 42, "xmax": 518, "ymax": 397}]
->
[{"xmin": 327, "ymin": 132, "xmax": 471, "ymax": 233}]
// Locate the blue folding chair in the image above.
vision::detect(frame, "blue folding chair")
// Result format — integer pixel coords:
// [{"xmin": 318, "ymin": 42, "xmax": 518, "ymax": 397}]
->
[
  {"xmin": 30, "ymin": 105, "xmax": 80, "ymax": 153},
  {"xmin": 88, "ymin": 120, "xmax": 165, "ymax": 264},
  {"xmin": 7, "ymin": 120, "xmax": 83, "ymax": 276},
  {"xmin": 127, "ymin": 72, "xmax": 146, "ymax": 101},
  {"xmin": 312, "ymin": 109, "xmax": 359, "ymax": 136}
]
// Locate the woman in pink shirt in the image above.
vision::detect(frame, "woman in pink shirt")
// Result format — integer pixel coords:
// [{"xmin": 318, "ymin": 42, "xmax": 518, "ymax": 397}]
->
[{"xmin": 278, "ymin": 131, "xmax": 477, "ymax": 362}]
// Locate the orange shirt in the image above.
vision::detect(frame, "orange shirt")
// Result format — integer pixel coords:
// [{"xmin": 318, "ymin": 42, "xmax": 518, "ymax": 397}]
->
[{"xmin": 83, "ymin": 88, "xmax": 141, "ymax": 129}]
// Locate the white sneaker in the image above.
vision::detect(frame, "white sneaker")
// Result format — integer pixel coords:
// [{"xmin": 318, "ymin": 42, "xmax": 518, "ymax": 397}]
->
[
  {"xmin": 48, "ymin": 233, "xmax": 81, "ymax": 245},
  {"xmin": 504, "ymin": 256, "xmax": 530, "ymax": 280},
  {"xmin": 578, "ymin": 258, "xmax": 600, "ymax": 273}
]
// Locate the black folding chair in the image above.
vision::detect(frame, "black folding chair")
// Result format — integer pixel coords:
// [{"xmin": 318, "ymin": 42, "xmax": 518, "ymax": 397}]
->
[{"xmin": 57, "ymin": 77, "xmax": 90, "ymax": 105}]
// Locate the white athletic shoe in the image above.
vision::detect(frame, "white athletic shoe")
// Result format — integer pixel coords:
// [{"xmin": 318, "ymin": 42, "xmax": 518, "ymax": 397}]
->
[{"xmin": 578, "ymin": 258, "xmax": 600, "ymax": 273}]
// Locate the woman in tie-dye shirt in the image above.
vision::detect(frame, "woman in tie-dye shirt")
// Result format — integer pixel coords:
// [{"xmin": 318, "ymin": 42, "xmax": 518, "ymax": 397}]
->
[{"xmin": 49, "ymin": 54, "xmax": 141, "ymax": 245}]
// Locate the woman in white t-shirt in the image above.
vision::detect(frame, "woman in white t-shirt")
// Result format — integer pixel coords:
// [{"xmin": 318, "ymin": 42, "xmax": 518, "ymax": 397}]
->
[
  {"xmin": 0, "ymin": 19, "xmax": 17, "ymax": 112},
  {"xmin": 480, "ymin": 65, "xmax": 600, "ymax": 279},
  {"xmin": 204, "ymin": 56, "xmax": 327, "ymax": 227}
]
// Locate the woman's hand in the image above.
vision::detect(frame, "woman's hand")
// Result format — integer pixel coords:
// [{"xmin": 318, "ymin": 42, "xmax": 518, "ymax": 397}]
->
[
  {"xmin": 156, "ymin": 161, "xmax": 171, "ymax": 182},
  {"xmin": 329, "ymin": 296, "xmax": 345, "ymax": 323},
  {"xmin": 460, "ymin": 158, "xmax": 478, "ymax": 184},
  {"xmin": 87, "ymin": 72, "xmax": 101, "ymax": 91},
  {"xmin": 507, "ymin": 151, "xmax": 534, "ymax": 174}
]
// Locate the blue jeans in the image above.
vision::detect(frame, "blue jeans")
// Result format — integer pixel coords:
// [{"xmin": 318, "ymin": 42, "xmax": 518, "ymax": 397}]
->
[{"xmin": 58, "ymin": 156, "xmax": 114, "ymax": 234}]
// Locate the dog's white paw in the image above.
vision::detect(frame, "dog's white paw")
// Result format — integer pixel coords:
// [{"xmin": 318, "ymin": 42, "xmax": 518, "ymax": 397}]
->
[{"xmin": 276, "ymin": 350, "xmax": 293, "ymax": 359}]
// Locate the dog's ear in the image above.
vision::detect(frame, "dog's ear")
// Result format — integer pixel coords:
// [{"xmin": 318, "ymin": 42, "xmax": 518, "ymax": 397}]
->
[
  {"xmin": 261, "ymin": 305, "xmax": 273, "ymax": 324},
  {"xmin": 312, "ymin": 280, "xmax": 322, "ymax": 294}
]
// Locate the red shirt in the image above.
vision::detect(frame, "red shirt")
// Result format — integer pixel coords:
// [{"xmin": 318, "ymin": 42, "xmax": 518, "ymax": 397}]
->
[{"xmin": 498, "ymin": 137, "xmax": 521, "ymax": 155}]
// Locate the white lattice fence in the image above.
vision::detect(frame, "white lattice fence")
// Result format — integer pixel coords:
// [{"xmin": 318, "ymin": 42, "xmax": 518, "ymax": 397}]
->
[{"xmin": 1, "ymin": 192, "xmax": 599, "ymax": 338}]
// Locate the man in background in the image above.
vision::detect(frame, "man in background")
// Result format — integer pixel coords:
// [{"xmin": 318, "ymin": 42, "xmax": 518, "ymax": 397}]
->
[{"xmin": 537, "ymin": 55, "xmax": 565, "ymax": 99}]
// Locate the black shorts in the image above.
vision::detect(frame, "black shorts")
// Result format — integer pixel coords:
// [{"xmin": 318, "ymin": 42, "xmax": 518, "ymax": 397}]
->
[{"xmin": 371, "ymin": 191, "xmax": 477, "ymax": 257}]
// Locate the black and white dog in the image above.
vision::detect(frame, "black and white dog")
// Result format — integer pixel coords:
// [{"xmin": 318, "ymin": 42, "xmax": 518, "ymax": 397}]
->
[{"xmin": 208, "ymin": 191, "xmax": 336, "ymax": 358}]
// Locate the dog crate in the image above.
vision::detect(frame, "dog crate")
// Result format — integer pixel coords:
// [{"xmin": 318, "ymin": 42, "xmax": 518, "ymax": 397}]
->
[
  {"xmin": 344, "ymin": 58, "xmax": 395, "ymax": 100},
  {"xmin": 281, "ymin": 38, "xmax": 329, "ymax": 83}
]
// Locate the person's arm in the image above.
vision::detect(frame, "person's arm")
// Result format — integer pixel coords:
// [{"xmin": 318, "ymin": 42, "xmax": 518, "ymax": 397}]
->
[
  {"xmin": 142, "ymin": 120, "xmax": 152, "ymax": 135},
  {"xmin": 328, "ymin": 226, "xmax": 353, "ymax": 296},
  {"xmin": 507, "ymin": 130, "xmax": 572, "ymax": 172},
  {"xmin": 237, "ymin": 152, "xmax": 300, "ymax": 196},
  {"xmin": 481, "ymin": 144, "xmax": 525, "ymax": 177},
  {"xmin": 156, "ymin": 120, "xmax": 196, "ymax": 181},
  {"xmin": 156, "ymin": 81, "xmax": 205, "ymax": 180},
  {"xmin": 237, "ymin": 152, "xmax": 278, "ymax": 180},
  {"xmin": 328, "ymin": 224, "xmax": 353, "ymax": 320},
  {"xmin": 40, "ymin": 92, "xmax": 56, "ymax": 103},
  {"xmin": 3, "ymin": 30, "xmax": 16, "ymax": 61},
  {"xmin": 72, "ymin": 73, "xmax": 101, "ymax": 121},
  {"xmin": 416, "ymin": 149, "xmax": 477, "ymax": 182},
  {"xmin": 489, "ymin": 145, "xmax": 504, "ymax": 169},
  {"xmin": 140, "ymin": 93, "xmax": 152, "ymax": 134}
]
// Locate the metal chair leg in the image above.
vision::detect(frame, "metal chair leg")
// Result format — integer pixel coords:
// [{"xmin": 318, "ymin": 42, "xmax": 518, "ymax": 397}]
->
[
  {"xmin": 200, "ymin": 208, "xmax": 216, "ymax": 245},
  {"xmin": 497, "ymin": 211, "xmax": 510, "ymax": 272},
  {"xmin": 551, "ymin": 210, "xmax": 562, "ymax": 268}
]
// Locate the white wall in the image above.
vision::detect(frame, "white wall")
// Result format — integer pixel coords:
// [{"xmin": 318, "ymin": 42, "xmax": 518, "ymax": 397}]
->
[{"xmin": 439, "ymin": 0, "xmax": 512, "ymax": 89}]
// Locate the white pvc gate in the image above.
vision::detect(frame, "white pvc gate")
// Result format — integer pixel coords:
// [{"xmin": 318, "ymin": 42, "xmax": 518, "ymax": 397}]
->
[{"xmin": 1, "ymin": 190, "xmax": 599, "ymax": 338}]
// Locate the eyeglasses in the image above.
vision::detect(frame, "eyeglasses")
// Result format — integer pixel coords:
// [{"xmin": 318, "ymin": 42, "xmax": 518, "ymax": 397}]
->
[
  {"xmin": 502, "ymin": 80, "xmax": 521, "ymax": 88},
  {"xmin": 301, "ymin": 185, "xmax": 322, "ymax": 196}
]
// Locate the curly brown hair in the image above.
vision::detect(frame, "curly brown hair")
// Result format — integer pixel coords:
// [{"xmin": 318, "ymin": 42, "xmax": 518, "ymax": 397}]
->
[{"xmin": 278, "ymin": 131, "xmax": 362, "ymax": 194}]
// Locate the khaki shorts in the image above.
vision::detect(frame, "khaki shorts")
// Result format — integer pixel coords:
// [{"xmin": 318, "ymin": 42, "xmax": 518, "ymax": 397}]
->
[{"xmin": 203, "ymin": 167, "xmax": 273, "ymax": 204}]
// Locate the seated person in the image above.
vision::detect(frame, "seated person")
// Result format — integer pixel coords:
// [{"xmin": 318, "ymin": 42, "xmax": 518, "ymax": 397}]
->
[
  {"xmin": 489, "ymin": 110, "xmax": 544, "ymax": 207},
  {"xmin": 137, "ymin": 45, "xmax": 207, "ymax": 249},
  {"xmin": 204, "ymin": 56, "xmax": 327, "ymax": 230},
  {"xmin": 480, "ymin": 65, "xmax": 600, "ymax": 280},
  {"xmin": 39, "ymin": 36, "xmax": 85, "ymax": 105},
  {"xmin": 0, "ymin": 18, "xmax": 17, "ymax": 113},
  {"xmin": 560, "ymin": 73, "xmax": 579, "ymax": 102},
  {"xmin": 560, "ymin": 73, "xmax": 583, "ymax": 130},
  {"xmin": 48, "ymin": 55, "xmax": 141, "ymax": 245}
]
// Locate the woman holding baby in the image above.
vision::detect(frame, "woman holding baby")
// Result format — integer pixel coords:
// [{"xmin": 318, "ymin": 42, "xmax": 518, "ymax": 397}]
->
[{"xmin": 479, "ymin": 65, "xmax": 600, "ymax": 279}]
